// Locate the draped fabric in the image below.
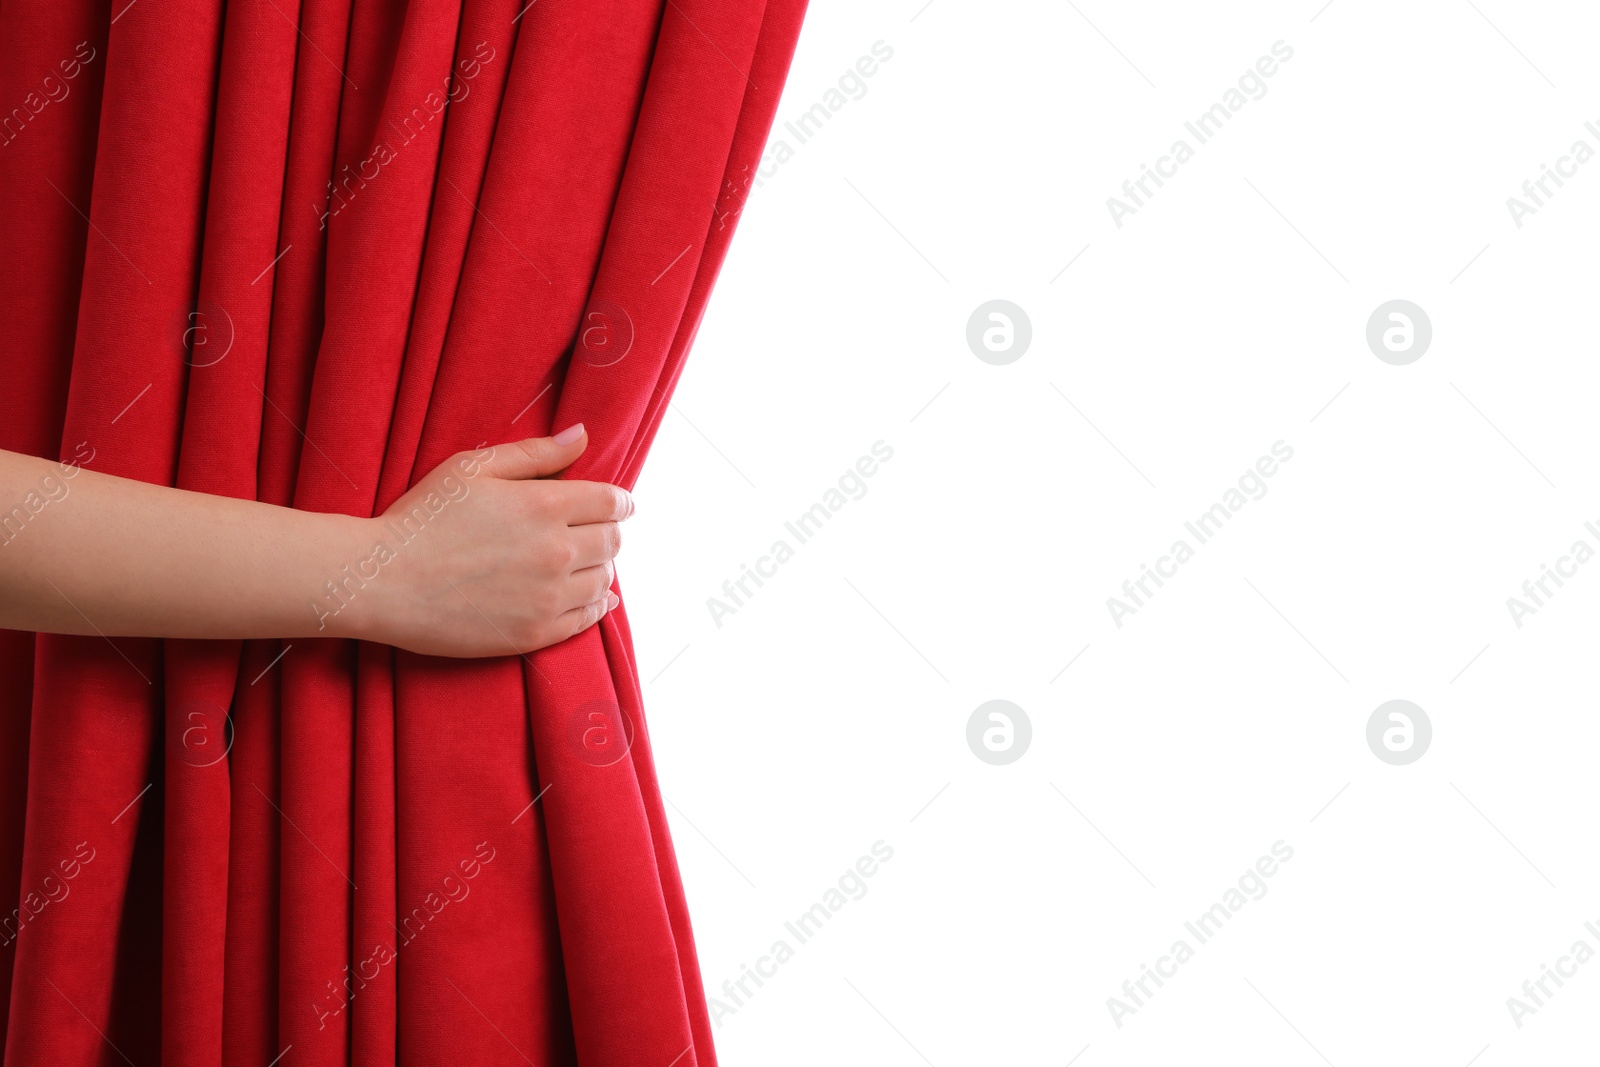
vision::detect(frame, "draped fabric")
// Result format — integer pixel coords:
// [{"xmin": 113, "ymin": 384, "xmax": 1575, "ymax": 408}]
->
[{"xmin": 0, "ymin": 0, "xmax": 805, "ymax": 1062}]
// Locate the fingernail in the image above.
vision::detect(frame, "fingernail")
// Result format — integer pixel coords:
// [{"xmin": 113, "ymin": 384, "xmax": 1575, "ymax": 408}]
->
[
  {"xmin": 553, "ymin": 423, "xmax": 584, "ymax": 446},
  {"xmin": 606, "ymin": 593, "xmax": 619, "ymax": 612}
]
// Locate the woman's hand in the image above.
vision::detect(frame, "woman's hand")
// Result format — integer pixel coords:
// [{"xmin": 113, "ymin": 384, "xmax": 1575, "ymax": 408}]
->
[
  {"xmin": 0, "ymin": 426, "xmax": 630, "ymax": 659},
  {"xmin": 351, "ymin": 425, "xmax": 632, "ymax": 657}
]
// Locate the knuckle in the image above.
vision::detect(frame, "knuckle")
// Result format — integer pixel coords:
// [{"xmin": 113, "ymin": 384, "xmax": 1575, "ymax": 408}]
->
[
  {"xmin": 555, "ymin": 483, "xmax": 582, "ymax": 510},
  {"xmin": 537, "ymin": 539, "xmax": 573, "ymax": 572},
  {"xmin": 524, "ymin": 482, "xmax": 556, "ymax": 514},
  {"xmin": 515, "ymin": 437, "xmax": 545, "ymax": 469}
]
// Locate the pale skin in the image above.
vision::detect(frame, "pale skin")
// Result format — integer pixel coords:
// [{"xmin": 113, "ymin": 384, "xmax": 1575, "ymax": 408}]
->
[{"xmin": 0, "ymin": 424, "xmax": 629, "ymax": 658}]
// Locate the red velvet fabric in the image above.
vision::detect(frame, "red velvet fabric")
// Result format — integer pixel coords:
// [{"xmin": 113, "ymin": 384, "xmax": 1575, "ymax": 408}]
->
[{"xmin": 0, "ymin": 0, "xmax": 805, "ymax": 1063}]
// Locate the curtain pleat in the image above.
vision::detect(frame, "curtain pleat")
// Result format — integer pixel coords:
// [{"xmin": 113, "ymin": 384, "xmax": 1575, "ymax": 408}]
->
[{"xmin": 0, "ymin": 0, "xmax": 807, "ymax": 1063}]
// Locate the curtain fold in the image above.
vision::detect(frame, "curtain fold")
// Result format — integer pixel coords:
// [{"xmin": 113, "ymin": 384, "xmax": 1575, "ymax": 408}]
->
[{"xmin": 0, "ymin": 0, "xmax": 806, "ymax": 1063}]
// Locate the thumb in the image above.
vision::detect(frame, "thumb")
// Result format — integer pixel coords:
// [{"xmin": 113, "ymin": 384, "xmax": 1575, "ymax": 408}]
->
[{"xmin": 480, "ymin": 424, "xmax": 587, "ymax": 480}]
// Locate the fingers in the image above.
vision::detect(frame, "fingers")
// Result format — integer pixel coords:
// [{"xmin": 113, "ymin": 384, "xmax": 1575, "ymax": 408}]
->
[
  {"xmin": 476, "ymin": 424, "xmax": 587, "ymax": 480},
  {"xmin": 556, "ymin": 591, "xmax": 619, "ymax": 641},
  {"xmin": 567, "ymin": 522, "xmax": 621, "ymax": 570},
  {"xmin": 557, "ymin": 481, "xmax": 633, "ymax": 525},
  {"xmin": 567, "ymin": 562, "xmax": 615, "ymax": 607}
]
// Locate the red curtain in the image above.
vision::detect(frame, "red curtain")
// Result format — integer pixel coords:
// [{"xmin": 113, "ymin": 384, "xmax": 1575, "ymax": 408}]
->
[{"xmin": 0, "ymin": 0, "xmax": 805, "ymax": 1062}]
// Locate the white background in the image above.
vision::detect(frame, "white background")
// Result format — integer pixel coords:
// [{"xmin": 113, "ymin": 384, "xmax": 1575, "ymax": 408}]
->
[{"xmin": 627, "ymin": 2, "xmax": 1600, "ymax": 1064}]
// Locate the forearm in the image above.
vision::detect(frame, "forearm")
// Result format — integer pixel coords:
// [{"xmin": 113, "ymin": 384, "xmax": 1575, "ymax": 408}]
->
[{"xmin": 0, "ymin": 448, "xmax": 371, "ymax": 642}]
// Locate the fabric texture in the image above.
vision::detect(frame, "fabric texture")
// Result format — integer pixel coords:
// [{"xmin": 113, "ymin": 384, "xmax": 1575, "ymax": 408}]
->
[{"xmin": 0, "ymin": 0, "xmax": 805, "ymax": 1063}]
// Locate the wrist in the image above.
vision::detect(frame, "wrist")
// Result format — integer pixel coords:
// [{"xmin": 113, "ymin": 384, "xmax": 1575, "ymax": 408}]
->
[{"xmin": 303, "ymin": 514, "xmax": 389, "ymax": 643}]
